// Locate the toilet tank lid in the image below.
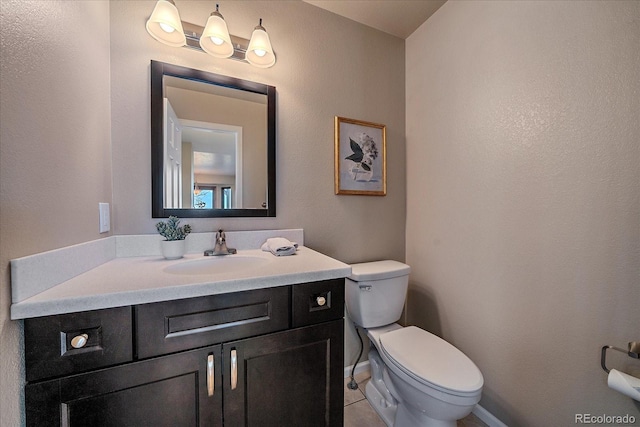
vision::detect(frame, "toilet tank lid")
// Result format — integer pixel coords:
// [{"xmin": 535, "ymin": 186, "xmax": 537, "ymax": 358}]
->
[{"xmin": 349, "ymin": 260, "xmax": 411, "ymax": 281}]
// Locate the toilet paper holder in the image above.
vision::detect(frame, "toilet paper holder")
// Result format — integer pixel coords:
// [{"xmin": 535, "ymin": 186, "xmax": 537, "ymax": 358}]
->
[{"xmin": 601, "ymin": 341, "xmax": 640, "ymax": 373}]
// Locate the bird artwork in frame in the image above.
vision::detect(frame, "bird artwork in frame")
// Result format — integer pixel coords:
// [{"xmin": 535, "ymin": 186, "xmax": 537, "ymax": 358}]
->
[{"xmin": 334, "ymin": 116, "xmax": 387, "ymax": 196}]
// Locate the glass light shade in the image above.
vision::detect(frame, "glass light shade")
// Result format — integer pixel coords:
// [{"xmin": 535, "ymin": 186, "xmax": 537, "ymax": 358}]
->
[
  {"xmin": 199, "ymin": 13, "xmax": 233, "ymax": 58},
  {"xmin": 246, "ymin": 23, "xmax": 276, "ymax": 68},
  {"xmin": 146, "ymin": 0, "xmax": 186, "ymax": 47}
]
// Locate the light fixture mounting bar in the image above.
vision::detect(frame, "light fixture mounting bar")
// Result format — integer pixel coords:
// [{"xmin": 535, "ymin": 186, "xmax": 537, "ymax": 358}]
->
[{"xmin": 181, "ymin": 21, "xmax": 249, "ymax": 63}]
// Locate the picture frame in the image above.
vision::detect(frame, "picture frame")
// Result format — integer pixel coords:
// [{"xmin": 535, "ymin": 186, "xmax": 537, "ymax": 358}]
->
[{"xmin": 334, "ymin": 116, "xmax": 387, "ymax": 196}]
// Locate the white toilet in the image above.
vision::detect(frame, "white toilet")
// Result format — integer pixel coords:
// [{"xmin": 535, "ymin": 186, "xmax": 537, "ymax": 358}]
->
[{"xmin": 345, "ymin": 260, "xmax": 483, "ymax": 427}]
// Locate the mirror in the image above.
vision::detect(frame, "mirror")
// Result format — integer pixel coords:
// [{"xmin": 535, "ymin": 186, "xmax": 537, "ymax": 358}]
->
[{"xmin": 151, "ymin": 61, "xmax": 276, "ymax": 218}]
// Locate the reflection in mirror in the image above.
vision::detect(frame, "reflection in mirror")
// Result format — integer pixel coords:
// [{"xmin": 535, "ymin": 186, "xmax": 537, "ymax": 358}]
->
[
  {"xmin": 151, "ymin": 61, "xmax": 276, "ymax": 218},
  {"xmin": 182, "ymin": 122, "xmax": 240, "ymax": 209}
]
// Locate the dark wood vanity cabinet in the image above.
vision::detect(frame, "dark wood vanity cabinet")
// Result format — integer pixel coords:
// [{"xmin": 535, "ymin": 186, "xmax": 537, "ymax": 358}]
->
[{"xmin": 24, "ymin": 279, "xmax": 345, "ymax": 427}]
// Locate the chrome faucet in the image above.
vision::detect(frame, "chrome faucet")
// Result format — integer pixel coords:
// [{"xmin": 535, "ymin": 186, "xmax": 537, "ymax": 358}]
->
[
  {"xmin": 204, "ymin": 229, "xmax": 237, "ymax": 256},
  {"xmin": 214, "ymin": 229, "xmax": 228, "ymax": 253}
]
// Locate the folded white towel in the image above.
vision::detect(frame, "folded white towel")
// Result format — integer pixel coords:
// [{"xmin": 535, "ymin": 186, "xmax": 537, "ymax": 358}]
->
[{"xmin": 261, "ymin": 237, "xmax": 298, "ymax": 256}]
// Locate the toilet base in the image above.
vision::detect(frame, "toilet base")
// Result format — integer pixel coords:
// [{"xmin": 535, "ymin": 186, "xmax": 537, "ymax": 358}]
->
[
  {"xmin": 394, "ymin": 403, "xmax": 457, "ymax": 427},
  {"xmin": 365, "ymin": 380, "xmax": 395, "ymax": 427},
  {"xmin": 365, "ymin": 373, "xmax": 459, "ymax": 427},
  {"xmin": 365, "ymin": 380, "xmax": 460, "ymax": 427}
]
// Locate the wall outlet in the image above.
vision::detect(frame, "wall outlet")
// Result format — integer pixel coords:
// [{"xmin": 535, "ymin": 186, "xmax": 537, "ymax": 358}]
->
[{"xmin": 99, "ymin": 203, "xmax": 110, "ymax": 233}]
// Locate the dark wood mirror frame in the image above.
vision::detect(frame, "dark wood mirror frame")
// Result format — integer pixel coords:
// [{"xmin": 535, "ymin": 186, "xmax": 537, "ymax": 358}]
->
[{"xmin": 151, "ymin": 60, "xmax": 276, "ymax": 218}]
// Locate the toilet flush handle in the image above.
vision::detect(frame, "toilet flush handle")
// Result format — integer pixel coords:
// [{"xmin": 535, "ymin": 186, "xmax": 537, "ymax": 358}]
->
[{"xmin": 359, "ymin": 285, "xmax": 372, "ymax": 291}]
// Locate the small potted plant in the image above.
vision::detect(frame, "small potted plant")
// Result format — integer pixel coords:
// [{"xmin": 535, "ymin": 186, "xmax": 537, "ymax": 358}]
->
[{"xmin": 156, "ymin": 216, "xmax": 192, "ymax": 259}]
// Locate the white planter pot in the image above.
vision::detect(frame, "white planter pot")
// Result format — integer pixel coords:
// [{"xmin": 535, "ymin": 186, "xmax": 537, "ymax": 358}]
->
[{"xmin": 161, "ymin": 239, "xmax": 186, "ymax": 260}]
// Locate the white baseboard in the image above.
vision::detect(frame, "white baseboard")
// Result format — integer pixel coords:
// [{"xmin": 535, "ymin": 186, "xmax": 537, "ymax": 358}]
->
[
  {"xmin": 472, "ymin": 404, "xmax": 508, "ymax": 427},
  {"xmin": 344, "ymin": 360, "xmax": 371, "ymax": 378},
  {"xmin": 344, "ymin": 363, "xmax": 507, "ymax": 427}
]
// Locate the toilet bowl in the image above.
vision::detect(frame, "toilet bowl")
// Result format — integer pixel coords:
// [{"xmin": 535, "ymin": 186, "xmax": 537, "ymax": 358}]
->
[{"xmin": 345, "ymin": 261, "xmax": 483, "ymax": 427}]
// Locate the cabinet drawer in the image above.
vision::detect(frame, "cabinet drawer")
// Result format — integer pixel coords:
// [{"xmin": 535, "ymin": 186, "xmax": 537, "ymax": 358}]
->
[
  {"xmin": 24, "ymin": 307, "xmax": 133, "ymax": 382},
  {"xmin": 136, "ymin": 286, "xmax": 290, "ymax": 359},
  {"xmin": 292, "ymin": 279, "xmax": 344, "ymax": 328}
]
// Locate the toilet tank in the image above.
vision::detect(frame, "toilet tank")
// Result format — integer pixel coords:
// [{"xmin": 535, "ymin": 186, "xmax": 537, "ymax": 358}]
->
[{"xmin": 345, "ymin": 260, "xmax": 411, "ymax": 328}]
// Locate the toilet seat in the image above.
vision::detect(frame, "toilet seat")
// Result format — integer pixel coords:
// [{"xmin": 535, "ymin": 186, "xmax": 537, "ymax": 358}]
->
[{"xmin": 378, "ymin": 326, "xmax": 483, "ymax": 397}]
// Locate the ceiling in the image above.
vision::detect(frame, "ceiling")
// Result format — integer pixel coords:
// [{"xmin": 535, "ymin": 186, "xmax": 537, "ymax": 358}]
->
[{"xmin": 303, "ymin": 0, "xmax": 447, "ymax": 39}]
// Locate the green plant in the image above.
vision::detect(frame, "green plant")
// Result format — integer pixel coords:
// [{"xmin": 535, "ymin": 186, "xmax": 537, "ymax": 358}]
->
[{"xmin": 156, "ymin": 216, "xmax": 192, "ymax": 241}]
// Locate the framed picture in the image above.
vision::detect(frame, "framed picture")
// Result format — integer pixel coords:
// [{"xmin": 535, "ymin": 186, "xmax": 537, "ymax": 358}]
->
[{"xmin": 334, "ymin": 116, "xmax": 387, "ymax": 196}]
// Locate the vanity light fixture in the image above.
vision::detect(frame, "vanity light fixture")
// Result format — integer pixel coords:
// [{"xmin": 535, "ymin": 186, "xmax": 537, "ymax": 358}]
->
[
  {"xmin": 246, "ymin": 19, "xmax": 276, "ymax": 68},
  {"xmin": 199, "ymin": 4, "xmax": 233, "ymax": 58},
  {"xmin": 145, "ymin": 0, "xmax": 186, "ymax": 47},
  {"xmin": 145, "ymin": 1, "xmax": 276, "ymax": 68}
]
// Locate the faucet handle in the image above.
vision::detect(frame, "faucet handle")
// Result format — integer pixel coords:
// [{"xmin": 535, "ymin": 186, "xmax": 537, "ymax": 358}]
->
[{"xmin": 217, "ymin": 229, "xmax": 226, "ymax": 241}]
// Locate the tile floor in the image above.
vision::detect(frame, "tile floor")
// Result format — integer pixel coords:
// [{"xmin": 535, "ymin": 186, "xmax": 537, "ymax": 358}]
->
[{"xmin": 343, "ymin": 371, "xmax": 488, "ymax": 427}]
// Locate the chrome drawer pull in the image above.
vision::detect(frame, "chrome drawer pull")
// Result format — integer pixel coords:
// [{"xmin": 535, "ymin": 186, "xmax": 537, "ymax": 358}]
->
[
  {"xmin": 316, "ymin": 296, "xmax": 327, "ymax": 306},
  {"xmin": 230, "ymin": 349, "xmax": 238, "ymax": 390},
  {"xmin": 207, "ymin": 354, "xmax": 215, "ymax": 396}
]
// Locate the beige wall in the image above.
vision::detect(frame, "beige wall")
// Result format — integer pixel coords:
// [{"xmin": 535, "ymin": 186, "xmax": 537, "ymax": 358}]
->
[
  {"xmin": 0, "ymin": 1, "xmax": 113, "ymax": 425},
  {"xmin": 406, "ymin": 1, "xmax": 640, "ymax": 425},
  {"xmin": 109, "ymin": 0, "xmax": 406, "ymax": 261},
  {"xmin": 0, "ymin": 1, "xmax": 405, "ymax": 425}
]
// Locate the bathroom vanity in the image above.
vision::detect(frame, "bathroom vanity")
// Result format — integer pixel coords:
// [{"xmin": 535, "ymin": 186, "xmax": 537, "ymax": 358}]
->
[{"xmin": 11, "ymin": 230, "xmax": 350, "ymax": 427}]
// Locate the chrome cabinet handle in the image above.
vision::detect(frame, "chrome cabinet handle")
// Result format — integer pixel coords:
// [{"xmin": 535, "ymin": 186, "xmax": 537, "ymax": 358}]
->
[
  {"xmin": 70, "ymin": 334, "xmax": 89, "ymax": 349},
  {"xmin": 207, "ymin": 354, "xmax": 215, "ymax": 396},
  {"xmin": 230, "ymin": 349, "xmax": 238, "ymax": 390}
]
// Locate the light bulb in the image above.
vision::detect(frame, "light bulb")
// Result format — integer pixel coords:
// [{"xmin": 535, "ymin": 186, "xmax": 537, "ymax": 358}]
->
[
  {"xmin": 254, "ymin": 49, "xmax": 266, "ymax": 57},
  {"xmin": 159, "ymin": 22, "xmax": 176, "ymax": 33},
  {"xmin": 211, "ymin": 36, "xmax": 224, "ymax": 46}
]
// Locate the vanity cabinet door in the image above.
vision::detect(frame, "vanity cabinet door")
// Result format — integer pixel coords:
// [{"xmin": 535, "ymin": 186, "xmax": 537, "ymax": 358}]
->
[
  {"xmin": 223, "ymin": 319, "xmax": 344, "ymax": 427},
  {"xmin": 26, "ymin": 345, "xmax": 223, "ymax": 427}
]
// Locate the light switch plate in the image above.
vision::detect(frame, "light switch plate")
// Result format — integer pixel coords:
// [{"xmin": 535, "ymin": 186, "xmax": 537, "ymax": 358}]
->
[{"xmin": 99, "ymin": 203, "xmax": 110, "ymax": 233}]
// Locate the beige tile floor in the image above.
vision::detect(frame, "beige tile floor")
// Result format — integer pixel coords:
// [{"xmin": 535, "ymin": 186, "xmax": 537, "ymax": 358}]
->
[{"xmin": 344, "ymin": 371, "xmax": 488, "ymax": 427}]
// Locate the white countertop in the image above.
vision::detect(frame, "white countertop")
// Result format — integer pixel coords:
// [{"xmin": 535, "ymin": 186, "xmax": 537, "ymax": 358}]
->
[
  {"xmin": 10, "ymin": 229, "xmax": 351, "ymax": 320},
  {"xmin": 11, "ymin": 247, "xmax": 351, "ymax": 320}
]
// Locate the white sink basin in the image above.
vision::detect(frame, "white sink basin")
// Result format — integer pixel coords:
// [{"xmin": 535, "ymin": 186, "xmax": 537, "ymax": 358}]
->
[{"xmin": 163, "ymin": 255, "xmax": 271, "ymax": 276}]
